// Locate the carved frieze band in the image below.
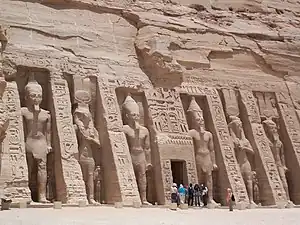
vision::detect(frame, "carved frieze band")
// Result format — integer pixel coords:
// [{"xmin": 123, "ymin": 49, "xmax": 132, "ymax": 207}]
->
[{"xmin": 239, "ymin": 90, "xmax": 287, "ymax": 203}]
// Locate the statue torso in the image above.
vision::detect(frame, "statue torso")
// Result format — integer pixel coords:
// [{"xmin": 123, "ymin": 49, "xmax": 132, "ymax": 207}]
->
[
  {"xmin": 21, "ymin": 107, "xmax": 49, "ymax": 159},
  {"xmin": 123, "ymin": 124, "xmax": 148, "ymax": 156}
]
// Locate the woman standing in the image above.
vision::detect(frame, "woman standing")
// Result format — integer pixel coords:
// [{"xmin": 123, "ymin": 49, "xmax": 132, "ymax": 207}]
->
[
  {"xmin": 226, "ymin": 188, "xmax": 235, "ymax": 211},
  {"xmin": 178, "ymin": 184, "xmax": 186, "ymax": 204}
]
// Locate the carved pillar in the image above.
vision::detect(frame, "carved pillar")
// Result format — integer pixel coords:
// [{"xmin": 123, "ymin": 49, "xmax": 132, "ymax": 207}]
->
[
  {"xmin": 206, "ymin": 88, "xmax": 248, "ymax": 205},
  {"xmin": 49, "ymin": 71, "xmax": 86, "ymax": 203},
  {"xmin": 1, "ymin": 81, "xmax": 31, "ymax": 202},
  {"xmin": 96, "ymin": 79, "xmax": 140, "ymax": 205},
  {"xmin": 239, "ymin": 90, "xmax": 287, "ymax": 205},
  {"xmin": 144, "ymin": 88, "xmax": 197, "ymax": 204},
  {"xmin": 275, "ymin": 91, "xmax": 300, "ymax": 203}
]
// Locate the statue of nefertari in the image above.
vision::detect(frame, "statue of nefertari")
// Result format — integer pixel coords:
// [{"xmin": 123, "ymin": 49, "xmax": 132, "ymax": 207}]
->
[
  {"xmin": 21, "ymin": 74, "xmax": 52, "ymax": 203},
  {"xmin": 122, "ymin": 94, "xmax": 152, "ymax": 205},
  {"xmin": 74, "ymin": 89, "xmax": 101, "ymax": 205},
  {"xmin": 263, "ymin": 118, "xmax": 293, "ymax": 206},
  {"xmin": 187, "ymin": 97, "xmax": 219, "ymax": 207},
  {"xmin": 228, "ymin": 116, "xmax": 256, "ymax": 206}
]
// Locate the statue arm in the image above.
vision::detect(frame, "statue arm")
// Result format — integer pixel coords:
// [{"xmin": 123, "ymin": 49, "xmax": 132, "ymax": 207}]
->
[
  {"xmin": 46, "ymin": 113, "xmax": 51, "ymax": 147},
  {"xmin": 208, "ymin": 133, "xmax": 216, "ymax": 165},
  {"xmin": 144, "ymin": 129, "xmax": 151, "ymax": 165},
  {"xmin": 280, "ymin": 144, "xmax": 287, "ymax": 169}
]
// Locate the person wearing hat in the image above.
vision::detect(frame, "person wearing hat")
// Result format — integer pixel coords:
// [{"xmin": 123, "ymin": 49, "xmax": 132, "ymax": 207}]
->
[{"xmin": 171, "ymin": 183, "xmax": 178, "ymax": 204}]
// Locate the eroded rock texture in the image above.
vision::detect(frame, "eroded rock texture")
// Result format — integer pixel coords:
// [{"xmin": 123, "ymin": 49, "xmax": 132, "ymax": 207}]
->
[{"xmin": 0, "ymin": 0, "xmax": 299, "ymax": 207}]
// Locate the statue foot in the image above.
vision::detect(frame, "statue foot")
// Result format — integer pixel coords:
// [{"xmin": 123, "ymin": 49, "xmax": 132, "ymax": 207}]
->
[
  {"xmin": 39, "ymin": 198, "xmax": 50, "ymax": 204},
  {"xmin": 89, "ymin": 199, "xmax": 101, "ymax": 206},
  {"xmin": 249, "ymin": 201, "xmax": 257, "ymax": 208},
  {"xmin": 142, "ymin": 201, "xmax": 152, "ymax": 206},
  {"xmin": 208, "ymin": 200, "xmax": 220, "ymax": 208},
  {"xmin": 286, "ymin": 200, "xmax": 295, "ymax": 208}
]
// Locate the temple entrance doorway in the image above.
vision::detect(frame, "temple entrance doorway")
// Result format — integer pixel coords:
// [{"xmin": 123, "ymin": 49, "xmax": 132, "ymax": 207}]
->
[{"xmin": 171, "ymin": 160, "xmax": 188, "ymax": 187}]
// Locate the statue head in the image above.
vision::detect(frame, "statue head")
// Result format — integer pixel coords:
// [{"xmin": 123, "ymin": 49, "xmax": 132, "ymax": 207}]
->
[
  {"xmin": 25, "ymin": 73, "xmax": 42, "ymax": 111},
  {"xmin": 74, "ymin": 90, "xmax": 92, "ymax": 128},
  {"xmin": 263, "ymin": 118, "xmax": 277, "ymax": 135},
  {"xmin": 122, "ymin": 94, "xmax": 140, "ymax": 123},
  {"xmin": 187, "ymin": 97, "xmax": 204, "ymax": 130},
  {"xmin": 229, "ymin": 116, "xmax": 242, "ymax": 129}
]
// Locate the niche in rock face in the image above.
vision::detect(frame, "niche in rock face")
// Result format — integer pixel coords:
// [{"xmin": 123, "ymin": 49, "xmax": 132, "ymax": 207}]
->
[
  {"xmin": 15, "ymin": 67, "xmax": 56, "ymax": 203},
  {"xmin": 180, "ymin": 94, "xmax": 221, "ymax": 204},
  {"xmin": 116, "ymin": 88, "xmax": 157, "ymax": 204}
]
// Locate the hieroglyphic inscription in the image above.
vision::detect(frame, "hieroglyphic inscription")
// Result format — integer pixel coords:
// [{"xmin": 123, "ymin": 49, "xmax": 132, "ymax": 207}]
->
[
  {"xmin": 145, "ymin": 88, "xmax": 189, "ymax": 134},
  {"xmin": 97, "ymin": 79, "xmax": 140, "ymax": 205},
  {"xmin": 240, "ymin": 90, "xmax": 287, "ymax": 204},
  {"xmin": 1, "ymin": 81, "xmax": 31, "ymax": 201},
  {"xmin": 179, "ymin": 84, "xmax": 248, "ymax": 204},
  {"xmin": 50, "ymin": 73, "xmax": 86, "ymax": 203},
  {"xmin": 275, "ymin": 92, "xmax": 300, "ymax": 203},
  {"xmin": 161, "ymin": 159, "xmax": 172, "ymax": 201}
]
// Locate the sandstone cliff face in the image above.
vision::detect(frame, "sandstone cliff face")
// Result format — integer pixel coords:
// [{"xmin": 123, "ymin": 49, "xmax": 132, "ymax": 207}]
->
[{"xmin": 0, "ymin": 0, "xmax": 299, "ymax": 85}]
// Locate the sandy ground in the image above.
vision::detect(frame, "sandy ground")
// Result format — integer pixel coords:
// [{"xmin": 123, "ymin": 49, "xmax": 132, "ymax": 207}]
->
[{"xmin": 0, "ymin": 206, "xmax": 298, "ymax": 225}]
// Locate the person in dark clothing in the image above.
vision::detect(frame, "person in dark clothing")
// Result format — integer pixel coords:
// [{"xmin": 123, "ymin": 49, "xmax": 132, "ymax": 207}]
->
[
  {"xmin": 194, "ymin": 184, "xmax": 201, "ymax": 207},
  {"xmin": 187, "ymin": 183, "xmax": 194, "ymax": 206}
]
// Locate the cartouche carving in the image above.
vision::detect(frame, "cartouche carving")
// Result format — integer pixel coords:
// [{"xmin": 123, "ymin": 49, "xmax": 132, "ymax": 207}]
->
[
  {"xmin": 263, "ymin": 118, "xmax": 293, "ymax": 206},
  {"xmin": 21, "ymin": 74, "xmax": 52, "ymax": 203},
  {"xmin": 74, "ymin": 89, "xmax": 101, "ymax": 205},
  {"xmin": 122, "ymin": 94, "xmax": 152, "ymax": 205},
  {"xmin": 228, "ymin": 116, "xmax": 256, "ymax": 206},
  {"xmin": 187, "ymin": 97, "xmax": 219, "ymax": 206}
]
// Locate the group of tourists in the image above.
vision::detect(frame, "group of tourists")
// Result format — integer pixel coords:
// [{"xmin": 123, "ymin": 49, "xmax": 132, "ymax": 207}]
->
[{"xmin": 171, "ymin": 183, "xmax": 208, "ymax": 207}]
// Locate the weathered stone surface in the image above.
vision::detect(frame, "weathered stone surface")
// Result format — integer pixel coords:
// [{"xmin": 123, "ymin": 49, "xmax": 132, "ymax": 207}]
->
[{"xmin": 0, "ymin": 0, "xmax": 299, "ymax": 208}]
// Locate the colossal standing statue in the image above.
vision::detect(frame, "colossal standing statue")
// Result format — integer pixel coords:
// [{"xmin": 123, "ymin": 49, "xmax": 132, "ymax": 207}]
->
[
  {"xmin": 187, "ymin": 97, "xmax": 219, "ymax": 206},
  {"xmin": 122, "ymin": 94, "xmax": 152, "ymax": 205},
  {"xmin": 73, "ymin": 89, "xmax": 101, "ymax": 205},
  {"xmin": 228, "ymin": 116, "xmax": 256, "ymax": 206},
  {"xmin": 21, "ymin": 74, "xmax": 52, "ymax": 203},
  {"xmin": 263, "ymin": 118, "xmax": 293, "ymax": 205}
]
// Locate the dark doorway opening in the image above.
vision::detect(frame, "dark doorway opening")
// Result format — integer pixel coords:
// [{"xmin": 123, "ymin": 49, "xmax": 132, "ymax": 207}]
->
[{"xmin": 171, "ymin": 160, "xmax": 188, "ymax": 187}]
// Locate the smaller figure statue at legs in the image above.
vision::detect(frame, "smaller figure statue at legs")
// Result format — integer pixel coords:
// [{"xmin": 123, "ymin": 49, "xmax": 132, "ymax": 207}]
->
[
  {"xmin": 22, "ymin": 75, "xmax": 52, "ymax": 203},
  {"xmin": 252, "ymin": 171, "xmax": 260, "ymax": 205},
  {"xmin": 74, "ymin": 90, "xmax": 101, "ymax": 205},
  {"xmin": 122, "ymin": 94, "xmax": 152, "ymax": 205},
  {"xmin": 187, "ymin": 97, "xmax": 219, "ymax": 207},
  {"xmin": 263, "ymin": 118, "xmax": 294, "ymax": 206},
  {"xmin": 228, "ymin": 116, "xmax": 256, "ymax": 206},
  {"xmin": 94, "ymin": 166, "xmax": 102, "ymax": 204}
]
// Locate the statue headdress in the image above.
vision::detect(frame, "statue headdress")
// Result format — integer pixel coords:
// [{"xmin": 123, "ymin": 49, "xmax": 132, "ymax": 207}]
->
[
  {"xmin": 25, "ymin": 73, "xmax": 42, "ymax": 95},
  {"xmin": 262, "ymin": 118, "xmax": 276, "ymax": 128},
  {"xmin": 187, "ymin": 97, "xmax": 202, "ymax": 113},
  {"xmin": 74, "ymin": 77, "xmax": 92, "ymax": 105},
  {"xmin": 122, "ymin": 94, "xmax": 139, "ymax": 114}
]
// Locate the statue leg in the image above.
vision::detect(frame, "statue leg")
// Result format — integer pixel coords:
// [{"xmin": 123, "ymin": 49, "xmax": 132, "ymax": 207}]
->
[
  {"xmin": 205, "ymin": 171, "xmax": 216, "ymax": 205},
  {"xmin": 244, "ymin": 171, "xmax": 255, "ymax": 205},
  {"xmin": 134, "ymin": 162, "xmax": 150, "ymax": 205},
  {"xmin": 87, "ymin": 160, "xmax": 98, "ymax": 205},
  {"xmin": 37, "ymin": 157, "xmax": 48, "ymax": 203},
  {"xmin": 278, "ymin": 167, "xmax": 290, "ymax": 201},
  {"xmin": 26, "ymin": 152, "xmax": 35, "ymax": 201}
]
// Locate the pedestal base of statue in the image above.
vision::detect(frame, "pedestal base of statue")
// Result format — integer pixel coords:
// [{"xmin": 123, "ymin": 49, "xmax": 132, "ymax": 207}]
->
[
  {"xmin": 78, "ymin": 200, "xmax": 87, "ymax": 208},
  {"xmin": 286, "ymin": 201, "xmax": 295, "ymax": 209},
  {"xmin": 1, "ymin": 198, "xmax": 12, "ymax": 210},
  {"xmin": 18, "ymin": 200, "xmax": 28, "ymax": 209},
  {"xmin": 236, "ymin": 202, "xmax": 247, "ymax": 210},
  {"xmin": 169, "ymin": 203, "xmax": 177, "ymax": 210},
  {"xmin": 53, "ymin": 201, "xmax": 62, "ymax": 209},
  {"xmin": 179, "ymin": 204, "xmax": 188, "ymax": 210},
  {"xmin": 133, "ymin": 201, "xmax": 141, "ymax": 208},
  {"xmin": 114, "ymin": 202, "xmax": 123, "ymax": 208},
  {"xmin": 277, "ymin": 201, "xmax": 286, "ymax": 209},
  {"xmin": 249, "ymin": 203, "xmax": 257, "ymax": 209}
]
